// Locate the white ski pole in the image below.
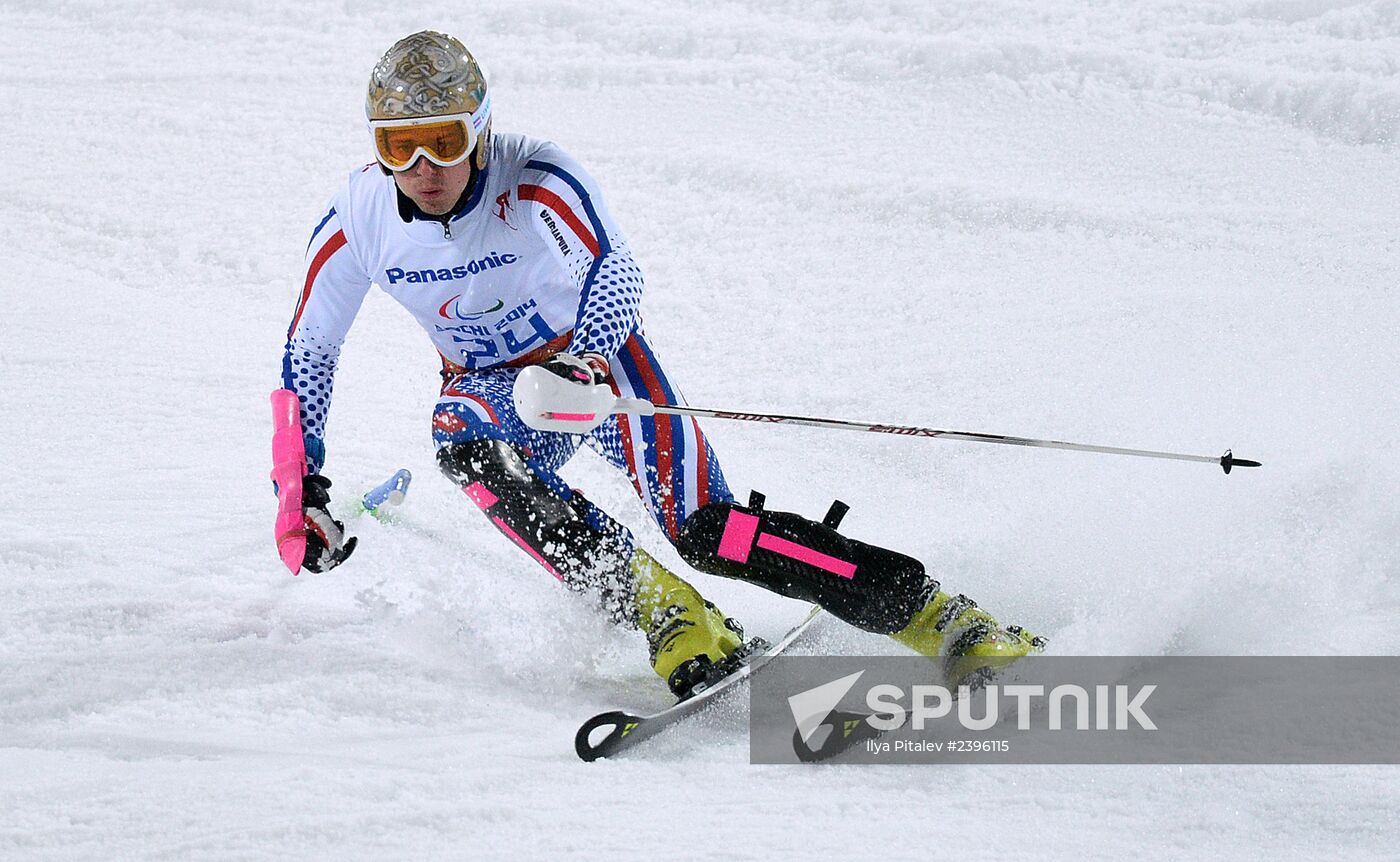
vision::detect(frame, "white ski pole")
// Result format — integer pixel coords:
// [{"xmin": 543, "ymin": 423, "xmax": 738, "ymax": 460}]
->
[{"xmin": 607, "ymin": 398, "xmax": 1261, "ymax": 474}]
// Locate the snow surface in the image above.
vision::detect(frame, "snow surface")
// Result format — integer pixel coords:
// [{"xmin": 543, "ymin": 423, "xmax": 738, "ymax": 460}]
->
[{"xmin": 3, "ymin": 0, "xmax": 1399, "ymax": 858}]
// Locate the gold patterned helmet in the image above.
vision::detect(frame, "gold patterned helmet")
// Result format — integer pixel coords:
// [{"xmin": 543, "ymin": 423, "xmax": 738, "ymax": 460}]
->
[{"xmin": 366, "ymin": 31, "xmax": 492, "ymax": 171}]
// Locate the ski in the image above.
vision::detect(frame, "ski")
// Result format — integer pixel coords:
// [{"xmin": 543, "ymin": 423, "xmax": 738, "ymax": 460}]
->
[
  {"xmin": 792, "ymin": 665, "xmax": 1021, "ymax": 762},
  {"xmin": 574, "ymin": 606, "xmax": 823, "ymax": 761},
  {"xmin": 792, "ymin": 708, "xmax": 886, "ymax": 762}
]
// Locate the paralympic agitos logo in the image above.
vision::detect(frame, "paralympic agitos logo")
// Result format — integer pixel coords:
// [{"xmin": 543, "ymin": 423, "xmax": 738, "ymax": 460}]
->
[
  {"xmin": 438, "ymin": 295, "xmax": 505, "ymax": 320},
  {"xmin": 386, "ymin": 251, "xmax": 521, "ymax": 286}
]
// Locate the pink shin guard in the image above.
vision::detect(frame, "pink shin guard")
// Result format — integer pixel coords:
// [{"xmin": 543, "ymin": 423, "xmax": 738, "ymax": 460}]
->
[
  {"xmin": 270, "ymin": 389, "xmax": 308, "ymax": 574},
  {"xmin": 717, "ymin": 509, "xmax": 857, "ymax": 579},
  {"xmin": 676, "ymin": 493, "xmax": 928, "ymax": 633}
]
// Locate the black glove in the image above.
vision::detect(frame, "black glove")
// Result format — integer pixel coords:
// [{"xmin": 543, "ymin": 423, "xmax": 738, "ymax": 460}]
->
[
  {"xmin": 542, "ymin": 352, "xmax": 609, "ymax": 386},
  {"xmin": 302, "ymin": 474, "xmax": 357, "ymax": 573}
]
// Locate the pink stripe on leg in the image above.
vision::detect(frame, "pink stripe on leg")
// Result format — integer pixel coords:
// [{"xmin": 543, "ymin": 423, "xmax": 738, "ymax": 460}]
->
[
  {"xmin": 462, "ymin": 482, "xmax": 562, "ymax": 581},
  {"xmin": 463, "ymin": 482, "xmax": 499, "ymax": 509},
  {"xmin": 717, "ymin": 510, "xmax": 760, "ymax": 563},
  {"xmin": 756, "ymin": 532, "xmax": 857, "ymax": 579},
  {"xmin": 492, "ymin": 516, "xmax": 564, "ymax": 581}
]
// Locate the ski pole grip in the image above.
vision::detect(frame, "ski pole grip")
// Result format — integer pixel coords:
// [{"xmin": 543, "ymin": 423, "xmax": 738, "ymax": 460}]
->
[
  {"xmin": 269, "ymin": 389, "xmax": 309, "ymax": 574},
  {"xmin": 612, "ymin": 397, "xmax": 657, "ymax": 416}
]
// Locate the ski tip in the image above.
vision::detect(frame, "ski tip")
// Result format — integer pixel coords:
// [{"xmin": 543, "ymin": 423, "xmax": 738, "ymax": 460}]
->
[
  {"xmin": 1220, "ymin": 450, "xmax": 1263, "ymax": 474},
  {"xmin": 575, "ymin": 710, "xmax": 644, "ymax": 762},
  {"xmin": 792, "ymin": 709, "xmax": 881, "ymax": 763}
]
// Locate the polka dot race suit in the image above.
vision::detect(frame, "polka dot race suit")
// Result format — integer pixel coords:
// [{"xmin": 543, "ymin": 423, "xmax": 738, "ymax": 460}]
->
[{"xmin": 281, "ymin": 133, "xmax": 732, "ymax": 556}]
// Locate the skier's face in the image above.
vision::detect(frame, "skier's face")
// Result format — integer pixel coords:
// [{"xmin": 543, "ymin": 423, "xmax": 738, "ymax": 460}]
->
[{"xmin": 392, "ymin": 155, "xmax": 475, "ymax": 215}]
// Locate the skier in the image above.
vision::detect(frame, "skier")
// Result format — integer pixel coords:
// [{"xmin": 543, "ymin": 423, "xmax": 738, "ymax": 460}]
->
[{"xmin": 280, "ymin": 31, "xmax": 1044, "ymax": 698}]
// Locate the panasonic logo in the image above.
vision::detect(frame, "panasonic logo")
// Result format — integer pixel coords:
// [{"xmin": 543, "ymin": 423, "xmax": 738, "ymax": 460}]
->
[{"xmin": 386, "ymin": 252, "xmax": 519, "ymax": 284}]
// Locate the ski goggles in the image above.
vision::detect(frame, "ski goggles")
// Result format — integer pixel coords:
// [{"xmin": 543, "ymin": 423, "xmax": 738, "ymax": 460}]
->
[{"xmin": 369, "ymin": 95, "xmax": 491, "ymax": 172}]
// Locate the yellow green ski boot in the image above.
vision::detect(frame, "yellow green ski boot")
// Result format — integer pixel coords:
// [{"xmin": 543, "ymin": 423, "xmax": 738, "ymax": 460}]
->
[
  {"xmin": 891, "ymin": 587, "xmax": 1047, "ymax": 688},
  {"xmin": 630, "ymin": 548, "xmax": 748, "ymax": 699}
]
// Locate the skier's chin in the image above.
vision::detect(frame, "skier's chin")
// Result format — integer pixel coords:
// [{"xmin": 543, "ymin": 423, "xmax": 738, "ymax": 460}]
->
[
  {"xmin": 412, "ymin": 189, "xmax": 451, "ymax": 213},
  {"xmin": 393, "ymin": 159, "xmax": 474, "ymax": 215}
]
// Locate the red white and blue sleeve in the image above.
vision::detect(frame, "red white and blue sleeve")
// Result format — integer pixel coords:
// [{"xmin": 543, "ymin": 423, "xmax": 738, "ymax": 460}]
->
[
  {"xmin": 281, "ymin": 202, "xmax": 371, "ymax": 474},
  {"xmin": 517, "ymin": 145, "xmax": 643, "ymax": 367}
]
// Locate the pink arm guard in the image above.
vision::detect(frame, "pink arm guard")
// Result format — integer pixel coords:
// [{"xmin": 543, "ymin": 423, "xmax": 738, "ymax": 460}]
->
[{"xmin": 269, "ymin": 388, "xmax": 308, "ymax": 574}]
